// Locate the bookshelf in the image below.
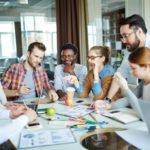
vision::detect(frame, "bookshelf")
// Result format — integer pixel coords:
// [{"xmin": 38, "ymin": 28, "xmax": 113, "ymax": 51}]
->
[{"xmin": 102, "ymin": 9, "xmax": 125, "ymax": 70}]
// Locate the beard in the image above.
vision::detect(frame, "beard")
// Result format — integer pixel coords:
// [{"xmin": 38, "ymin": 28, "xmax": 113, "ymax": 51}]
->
[
  {"xmin": 127, "ymin": 38, "xmax": 140, "ymax": 52},
  {"xmin": 27, "ymin": 59, "xmax": 38, "ymax": 69}
]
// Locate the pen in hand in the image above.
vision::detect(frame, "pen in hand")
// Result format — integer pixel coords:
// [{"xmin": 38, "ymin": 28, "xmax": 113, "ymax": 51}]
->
[{"xmin": 22, "ymin": 99, "xmax": 28, "ymax": 109}]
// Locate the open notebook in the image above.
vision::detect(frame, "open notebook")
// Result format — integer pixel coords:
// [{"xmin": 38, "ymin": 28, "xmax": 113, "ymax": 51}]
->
[{"xmin": 102, "ymin": 108, "xmax": 140, "ymax": 124}]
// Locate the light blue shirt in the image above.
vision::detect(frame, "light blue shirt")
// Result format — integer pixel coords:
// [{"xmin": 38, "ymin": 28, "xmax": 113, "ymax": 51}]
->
[
  {"xmin": 76, "ymin": 65, "xmax": 114, "ymax": 95},
  {"xmin": 54, "ymin": 64, "xmax": 87, "ymax": 92},
  {"xmin": 117, "ymin": 32, "xmax": 150, "ymax": 84}
]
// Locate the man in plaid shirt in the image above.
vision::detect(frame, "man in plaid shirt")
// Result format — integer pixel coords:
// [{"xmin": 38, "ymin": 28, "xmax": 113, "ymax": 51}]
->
[{"xmin": 1, "ymin": 42, "xmax": 58, "ymax": 102}]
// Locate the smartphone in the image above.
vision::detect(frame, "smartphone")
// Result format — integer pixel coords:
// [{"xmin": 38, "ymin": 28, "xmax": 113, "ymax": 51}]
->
[
  {"xmin": 110, "ymin": 110, "xmax": 120, "ymax": 114},
  {"xmin": 76, "ymin": 100, "xmax": 83, "ymax": 103},
  {"xmin": 26, "ymin": 121, "xmax": 42, "ymax": 129}
]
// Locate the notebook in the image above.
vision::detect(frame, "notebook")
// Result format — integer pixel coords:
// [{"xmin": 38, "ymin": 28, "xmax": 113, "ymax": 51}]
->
[{"xmin": 103, "ymin": 108, "xmax": 139, "ymax": 124}]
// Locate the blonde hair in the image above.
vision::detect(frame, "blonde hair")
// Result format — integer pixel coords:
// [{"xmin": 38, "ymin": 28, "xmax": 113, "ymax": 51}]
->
[
  {"xmin": 129, "ymin": 47, "xmax": 150, "ymax": 65},
  {"xmin": 90, "ymin": 46, "xmax": 110, "ymax": 64}
]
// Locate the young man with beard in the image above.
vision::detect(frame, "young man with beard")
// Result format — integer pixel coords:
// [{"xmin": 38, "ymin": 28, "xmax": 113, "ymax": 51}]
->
[
  {"xmin": 105, "ymin": 14, "xmax": 150, "ymax": 102},
  {"xmin": 54, "ymin": 43, "xmax": 87, "ymax": 100},
  {"xmin": 1, "ymin": 42, "xmax": 58, "ymax": 102}
]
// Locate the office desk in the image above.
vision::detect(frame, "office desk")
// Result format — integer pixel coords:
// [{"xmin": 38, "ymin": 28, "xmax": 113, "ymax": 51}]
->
[{"xmin": 7, "ymin": 97, "xmax": 146, "ymax": 149}]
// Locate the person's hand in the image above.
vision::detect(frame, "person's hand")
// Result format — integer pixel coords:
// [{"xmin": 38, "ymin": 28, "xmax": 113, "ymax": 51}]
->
[
  {"xmin": 92, "ymin": 100, "xmax": 111, "ymax": 114},
  {"xmin": 4, "ymin": 102, "xmax": 22, "ymax": 110},
  {"xmin": 19, "ymin": 84, "xmax": 31, "ymax": 95},
  {"xmin": 9, "ymin": 105, "xmax": 27, "ymax": 119},
  {"xmin": 64, "ymin": 75, "xmax": 79, "ymax": 88},
  {"xmin": 56, "ymin": 90, "xmax": 67, "ymax": 101},
  {"xmin": 48, "ymin": 89, "xmax": 59, "ymax": 102},
  {"xmin": 93, "ymin": 59, "xmax": 102, "ymax": 81},
  {"xmin": 64, "ymin": 64, "xmax": 75, "ymax": 75},
  {"xmin": 114, "ymin": 72, "xmax": 128, "ymax": 90},
  {"xmin": 24, "ymin": 108, "xmax": 37, "ymax": 122}
]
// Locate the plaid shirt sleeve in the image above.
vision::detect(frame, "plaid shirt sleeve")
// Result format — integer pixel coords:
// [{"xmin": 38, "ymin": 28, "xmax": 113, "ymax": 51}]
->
[
  {"xmin": 1, "ymin": 66, "xmax": 13, "ymax": 89},
  {"xmin": 35, "ymin": 67, "xmax": 55, "ymax": 96},
  {"xmin": 42, "ymin": 71, "xmax": 54, "ymax": 91}
]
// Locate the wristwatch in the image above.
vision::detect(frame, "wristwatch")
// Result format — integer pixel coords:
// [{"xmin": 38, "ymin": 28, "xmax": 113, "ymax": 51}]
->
[{"xmin": 104, "ymin": 97, "xmax": 112, "ymax": 103}]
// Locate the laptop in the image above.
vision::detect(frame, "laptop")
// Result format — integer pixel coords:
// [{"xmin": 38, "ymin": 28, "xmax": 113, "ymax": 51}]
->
[
  {"xmin": 14, "ymin": 100, "xmax": 38, "ymax": 111},
  {"xmin": 116, "ymin": 100, "xmax": 150, "ymax": 149},
  {"xmin": 125, "ymin": 96, "xmax": 143, "ymax": 119},
  {"xmin": 137, "ymin": 100, "xmax": 150, "ymax": 132},
  {"xmin": 128, "ymin": 96, "xmax": 150, "ymax": 132}
]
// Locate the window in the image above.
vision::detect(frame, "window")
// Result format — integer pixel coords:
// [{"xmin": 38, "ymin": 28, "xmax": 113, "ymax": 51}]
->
[
  {"xmin": 21, "ymin": 13, "xmax": 57, "ymax": 56},
  {"xmin": 0, "ymin": 22, "xmax": 16, "ymax": 57}
]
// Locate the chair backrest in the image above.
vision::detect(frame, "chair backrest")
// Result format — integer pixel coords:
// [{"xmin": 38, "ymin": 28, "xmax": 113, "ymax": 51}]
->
[
  {"xmin": 5, "ymin": 58, "xmax": 19, "ymax": 67},
  {"xmin": 0, "ymin": 58, "xmax": 7, "ymax": 67}
]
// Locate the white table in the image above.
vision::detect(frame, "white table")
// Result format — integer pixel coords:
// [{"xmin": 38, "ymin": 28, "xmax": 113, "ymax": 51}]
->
[{"xmin": 5, "ymin": 97, "xmax": 146, "ymax": 149}]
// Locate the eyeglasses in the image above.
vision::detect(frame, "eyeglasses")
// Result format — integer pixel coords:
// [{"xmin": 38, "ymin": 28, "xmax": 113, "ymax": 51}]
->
[
  {"xmin": 120, "ymin": 32, "xmax": 135, "ymax": 42},
  {"xmin": 87, "ymin": 56, "xmax": 102, "ymax": 60},
  {"xmin": 61, "ymin": 55, "xmax": 74, "ymax": 59}
]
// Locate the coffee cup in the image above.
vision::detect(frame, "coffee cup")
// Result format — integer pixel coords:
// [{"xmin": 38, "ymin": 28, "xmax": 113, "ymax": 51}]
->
[{"xmin": 65, "ymin": 87, "xmax": 75, "ymax": 106}]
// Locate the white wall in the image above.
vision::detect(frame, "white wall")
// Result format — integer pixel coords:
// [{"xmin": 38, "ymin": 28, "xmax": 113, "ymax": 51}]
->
[{"xmin": 125, "ymin": 0, "xmax": 150, "ymax": 31}]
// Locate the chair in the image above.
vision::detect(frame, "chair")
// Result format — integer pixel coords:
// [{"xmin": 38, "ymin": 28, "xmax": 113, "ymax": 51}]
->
[{"xmin": 5, "ymin": 58, "xmax": 19, "ymax": 67}]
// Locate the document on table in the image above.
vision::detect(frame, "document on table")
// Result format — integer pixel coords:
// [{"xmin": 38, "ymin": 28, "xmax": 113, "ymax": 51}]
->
[
  {"xmin": 19, "ymin": 128, "xmax": 76, "ymax": 148},
  {"xmin": 56, "ymin": 105, "xmax": 94, "ymax": 118}
]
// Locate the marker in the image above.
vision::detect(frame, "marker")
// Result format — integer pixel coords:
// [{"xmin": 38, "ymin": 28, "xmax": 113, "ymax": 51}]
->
[
  {"xmin": 73, "ymin": 126, "xmax": 96, "ymax": 132},
  {"xmin": 85, "ymin": 119, "xmax": 97, "ymax": 124},
  {"xmin": 71, "ymin": 124, "xmax": 97, "ymax": 128},
  {"xmin": 98, "ymin": 121, "xmax": 108, "ymax": 128},
  {"xmin": 37, "ymin": 108, "xmax": 46, "ymax": 114},
  {"xmin": 68, "ymin": 118, "xmax": 86, "ymax": 123}
]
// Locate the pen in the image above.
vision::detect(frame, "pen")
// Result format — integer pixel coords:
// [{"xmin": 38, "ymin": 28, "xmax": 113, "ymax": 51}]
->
[{"xmin": 22, "ymin": 99, "xmax": 28, "ymax": 109}]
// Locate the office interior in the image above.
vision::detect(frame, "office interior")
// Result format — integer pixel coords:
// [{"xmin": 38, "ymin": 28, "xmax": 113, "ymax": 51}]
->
[{"xmin": 0, "ymin": 0, "xmax": 150, "ymax": 82}]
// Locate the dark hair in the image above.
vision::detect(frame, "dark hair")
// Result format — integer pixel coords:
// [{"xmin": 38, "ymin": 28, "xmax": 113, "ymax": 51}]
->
[
  {"xmin": 28, "ymin": 42, "xmax": 46, "ymax": 52},
  {"xmin": 90, "ymin": 46, "xmax": 110, "ymax": 64},
  {"xmin": 61, "ymin": 43, "xmax": 78, "ymax": 54},
  {"xmin": 129, "ymin": 47, "xmax": 150, "ymax": 65},
  {"xmin": 120, "ymin": 14, "xmax": 147, "ymax": 33}
]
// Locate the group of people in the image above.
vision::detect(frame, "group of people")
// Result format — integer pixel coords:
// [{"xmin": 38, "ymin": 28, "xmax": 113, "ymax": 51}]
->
[{"xmin": 0, "ymin": 14, "xmax": 150, "ymax": 144}]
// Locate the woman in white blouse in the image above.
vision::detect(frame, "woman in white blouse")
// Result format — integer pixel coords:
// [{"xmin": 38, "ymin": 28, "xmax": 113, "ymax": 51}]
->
[{"xmin": 0, "ymin": 82, "xmax": 37, "ymax": 144}]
